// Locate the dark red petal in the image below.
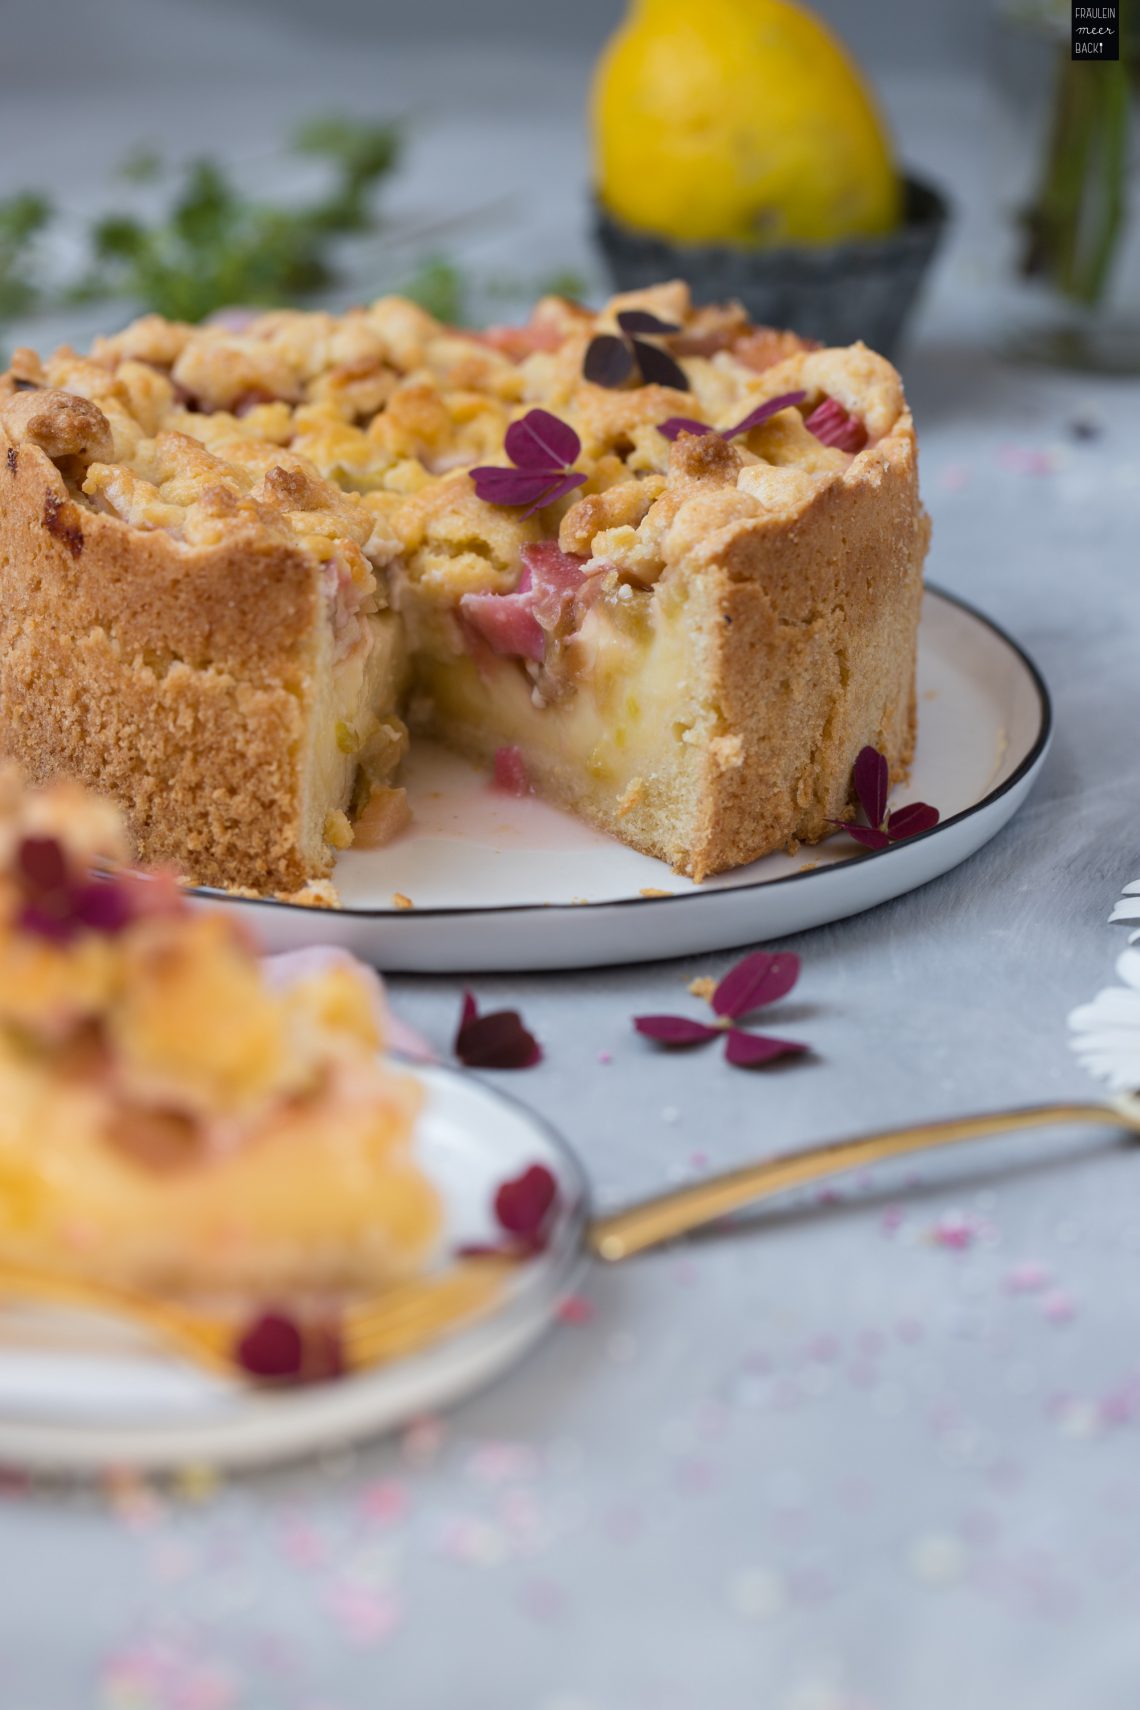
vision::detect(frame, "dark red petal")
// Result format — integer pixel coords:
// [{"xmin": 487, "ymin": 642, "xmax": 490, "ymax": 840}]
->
[
  {"xmin": 631, "ymin": 339, "xmax": 690, "ymax": 392},
  {"xmin": 459, "ymin": 990, "xmax": 479, "ymax": 1031},
  {"xmin": 837, "ymin": 823, "xmax": 892, "ymax": 851},
  {"xmin": 885, "ymin": 801, "xmax": 941, "ymax": 841},
  {"xmin": 583, "ymin": 334, "xmax": 634, "ymax": 388},
  {"xmin": 724, "ymin": 1029, "xmax": 809, "ymax": 1068},
  {"xmin": 633, "ymin": 1014, "xmax": 720, "ymax": 1046},
  {"xmin": 616, "ymin": 309, "xmax": 680, "ymax": 335},
  {"xmin": 494, "ymin": 1163, "xmax": 559, "ymax": 1246},
  {"xmin": 724, "ymin": 390, "xmax": 807, "ymax": 440},
  {"xmin": 853, "ymin": 746, "xmax": 889, "ymax": 829},
  {"xmin": 470, "ymin": 466, "xmax": 565, "ymax": 510},
  {"xmin": 518, "ymin": 470, "xmax": 586, "ymax": 519},
  {"xmin": 456, "ymin": 1009, "xmax": 542, "ymax": 1069},
  {"xmin": 72, "ymin": 879, "xmax": 135, "ymax": 935},
  {"xmin": 711, "ymin": 950, "xmax": 801, "ymax": 1020},
  {"xmin": 504, "ymin": 408, "xmax": 581, "ymax": 472},
  {"xmin": 804, "ymin": 396, "xmax": 868, "ymax": 453},
  {"xmin": 658, "ymin": 416, "xmax": 714, "ymax": 442},
  {"xmin": 16, "ymin": 835, "xmax": 68, "ymax": 894},
  {"xmin": 235, "ymin": 1311, "xmax": 305, "ymax": 1380},
  {"xmin": 15, "ymin": 902, "xmax": 77, "ymax": 944}
]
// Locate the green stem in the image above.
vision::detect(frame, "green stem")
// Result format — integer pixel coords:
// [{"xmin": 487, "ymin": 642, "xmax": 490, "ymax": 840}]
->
[{"xmin": 1024, "ymin": 48, "xmax": 1132, "ymax": 307}]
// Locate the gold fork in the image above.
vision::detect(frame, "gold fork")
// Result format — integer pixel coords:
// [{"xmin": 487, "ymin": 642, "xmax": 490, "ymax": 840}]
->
[
  {"xmin": 588, "ymin": 1096, "xmax": 1140, "ymax": 1260},
  {"xmin": 1, "ymin": 1096, "xmax": 1135, "ymax": 1383}
]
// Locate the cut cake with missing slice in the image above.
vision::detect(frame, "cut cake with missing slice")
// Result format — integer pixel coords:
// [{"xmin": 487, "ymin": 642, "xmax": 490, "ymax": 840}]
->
[{"xmin": 0, "ymin": 281, "xmax": 929, "ymax": 890}]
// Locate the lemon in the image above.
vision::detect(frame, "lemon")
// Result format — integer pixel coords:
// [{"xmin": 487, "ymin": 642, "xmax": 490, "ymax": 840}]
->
[{"xmin": 591, "ymin": 0, "xmax": 901, "ymax": 247}]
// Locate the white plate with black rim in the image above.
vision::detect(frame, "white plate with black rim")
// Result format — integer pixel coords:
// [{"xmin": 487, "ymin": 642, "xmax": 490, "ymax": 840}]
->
[
  {"xmin": 0, "ymin": 1065, "xmax": 590, "ymax": 1474},
  {"xmin": 192, "ymin": 586, "xmax": 1051, "ymax": 973}
]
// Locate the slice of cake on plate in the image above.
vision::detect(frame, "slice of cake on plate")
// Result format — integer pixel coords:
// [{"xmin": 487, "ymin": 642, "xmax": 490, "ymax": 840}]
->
[
  {"xmin": 0, "ymin": 281, "xmax": 929, "ymax": 890},
  {"xmin": 0, "ymin": 767, "xmax": 440, "ymax": 1303}
]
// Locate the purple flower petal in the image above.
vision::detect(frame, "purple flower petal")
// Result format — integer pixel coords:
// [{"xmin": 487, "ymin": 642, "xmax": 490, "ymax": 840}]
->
[
  {"xmin": 518, "ymin": 470, "xmax": 586, "ymax": 519},
  {"xmin": 456, "ymin": 1006, "xmax": 542, "ymax": 1069},
  {"xmin": 633, "ymin": 1014, "xmax": 720, "ymax": 1046},
  {"xmin": 631, "ymin": 339, "xmax": 689, "ymax": 392},
  {"xmin": 616, "ymin": 309, "xmax": 680, "ymax": 335},
  {"xmin": 584, "ymin": 334, "xmax": 634, "ymax": 388},
  {"xmin": 724, "ymin": 1029, "xmax": 809, "ymax": 1069},
  {"xmin": 494, "ymin": 1163, "xmax": 559, "ymax": 1248},
  {"xmin": 16, "ymin": 901, "xmax": 76, "ymax": 944},
  {"xmin": 711, "ymin": 950, "xmax": 801, "ymax": 1020},
  {"xmin": 503, "ymin": 408, "xmax": 581, "ymax": 472},
  {"xmin": 853, "ymin": 746, "xmax": 889, "ymax": 829},
  {"xmin": 723, "ymin": 390, "xmax": 807, "ymax": 439},
  {"xmin": 885, "ymin": 801, "xmax": 940, "ymax": 841},
  {"xmin": 235, "ymin": 1311, "xmax": 305, "ymax": 1380},
  {"xmin": 658, "ymin": 416, "xmax": 714, "ymax": 442},
  {"xmin": 72, "ymin": 879, "xmax": 135, "ymax": 935},
  {"xmin": 470, "ymin": 466, "xmax": 565, "ymax": 509},
  {"xmin": 833, "ymin": 822, "xmax": 892, "ymax": 850},
  {"xmin": 16, "ymin": 835, "xmax": 68, "ymax": 894}
]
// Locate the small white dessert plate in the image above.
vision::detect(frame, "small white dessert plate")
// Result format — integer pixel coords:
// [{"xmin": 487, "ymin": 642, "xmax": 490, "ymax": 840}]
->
[
  {"xmin": 0, "ymin": 1065, "xmax": 589, "ymax": 1474},
  {"xmin": 194, "ymin": 586, "xmax": 1051, "ymax": 972}
]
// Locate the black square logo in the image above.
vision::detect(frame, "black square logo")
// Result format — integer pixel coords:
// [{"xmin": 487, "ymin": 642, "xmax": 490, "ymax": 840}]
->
[{"xmin": 1072, "ymin": 3, "xmax": 1120, "ymax": 57}]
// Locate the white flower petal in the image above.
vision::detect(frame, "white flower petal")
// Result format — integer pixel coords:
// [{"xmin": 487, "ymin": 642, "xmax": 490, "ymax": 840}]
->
[{"xmin": 1116, "ymin": 947, "xmax": 1140, "ymax": 991}]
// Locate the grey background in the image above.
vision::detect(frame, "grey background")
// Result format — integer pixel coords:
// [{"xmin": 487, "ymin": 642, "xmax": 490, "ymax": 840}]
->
[{"xmin": 2, "ymin": 0, "xmax": 992, "ymax": 84}]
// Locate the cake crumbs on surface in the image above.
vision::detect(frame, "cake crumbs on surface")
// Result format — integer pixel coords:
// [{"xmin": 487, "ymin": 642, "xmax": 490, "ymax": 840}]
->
[
  {"xmin": 688, "ymin": 976, "xmax": 716, "ymax": 1000},
  {"xmin": 639, "ymin": 886, "xmax": 673, "ymax": 898},
  {"xmin": 392, "ymin": 892, "xmax": 414, "ymax": 910},
  {"xmin": 798, "ymin": 860, "xmax": 819, "ymax": 873}
]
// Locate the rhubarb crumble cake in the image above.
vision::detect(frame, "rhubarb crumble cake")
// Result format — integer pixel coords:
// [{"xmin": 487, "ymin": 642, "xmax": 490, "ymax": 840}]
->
[
  {"xmin": 0, "ymin": 767, "xmax": 439, "ymax": 1301},
  {"xmin": 0, "ymin": 280, "xmax": 929, "ymax": 890}
]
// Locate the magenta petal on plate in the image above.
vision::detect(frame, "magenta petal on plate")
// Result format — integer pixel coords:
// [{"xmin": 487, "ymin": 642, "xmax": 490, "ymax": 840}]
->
[
  {"xmin": 633, "ymin": 1015, "xmax": 720, "ymax": 1046},
  {"xmin": 853, "ymin": 746, "xmax": 889, "ymax": 828},
  {"xmin": 842, "ymin": 823, "xmax": 893, "ymax": 851},
  {"xmin": 458, "ymin": 991, "xmax": 479, "ymax": 1033},
  {"xmin": 711, "ymin": 950, "xmax": 801, "ymax": 1019},
  {"xmin": 658, "ymin": 416, "xmax": 713, "ymax": 442},
  {"xmin": 724, "ymin": 390, "xmax": 807, "ymax": 439},
  {"xmin": 886, "ymin": 801, "xmax": 941, "ymax": 841},
  {"xmin": 724, "ymin": 1029, "xmax": 808, "ymax": 1068},
  {"xmin": 16, "ymin": 834, "xmax": 68, "ymax": 892},
  {"xmin": 494, "ymin": 1162, "xmax": 559, "ymax": 1245}
]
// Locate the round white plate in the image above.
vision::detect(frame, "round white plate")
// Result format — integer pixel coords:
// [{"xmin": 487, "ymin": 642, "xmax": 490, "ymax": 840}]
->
[
  {"xmin": 0, "ymin": 1066, "xmax": 589, "ymax": 1474},
  {"xmin": 195, "ymin": 587, "xmax": 1051, "ymax": 972}
]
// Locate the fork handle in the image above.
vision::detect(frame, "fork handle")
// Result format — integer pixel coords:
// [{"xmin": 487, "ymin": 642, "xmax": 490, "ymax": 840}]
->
[{"xmin": 586, "ymin": 1101, "xmax": 1125, "ymax": 1262}]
